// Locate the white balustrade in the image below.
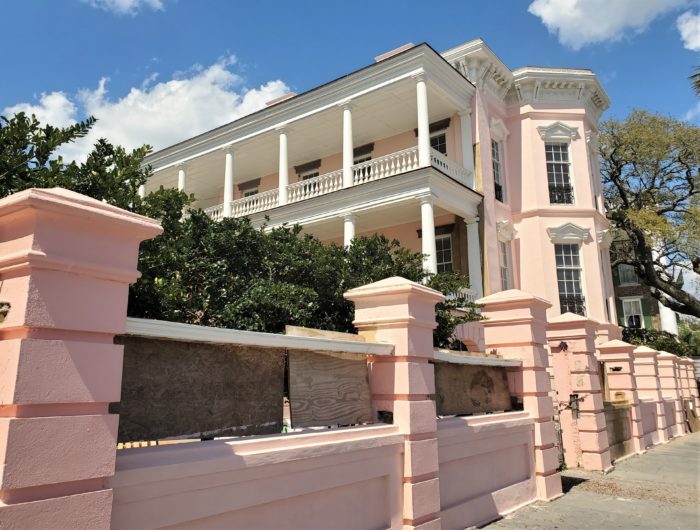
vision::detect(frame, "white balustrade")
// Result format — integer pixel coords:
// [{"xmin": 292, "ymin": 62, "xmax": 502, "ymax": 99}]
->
[
  {"xmin": 353, "ymin": 146, "xmax": 419, "ymax": 185},
  {"xmin": 430, "ymin": 148, "xmax": 472, "ymax": 183},
  {"xmin": 287, "ymin": 169, "xmax": 343, "ymax": 203},
  {"xmin": 231, "ymin": 189, "xmax": 280, "ymax": 217},
  {"xmin": 203, "ymin": 203, "xmax": 225, "ymax": 222},
  {"xmin": 202, "ymin": 146, "xmax": 472, "ymax": 221}
]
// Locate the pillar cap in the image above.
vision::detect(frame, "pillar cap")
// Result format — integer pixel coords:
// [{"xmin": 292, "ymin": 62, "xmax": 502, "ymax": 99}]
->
[
  {"xmin": 657, "ymin": 351, "xmax": 676, "ymax": 360},
  {"xmin": 476, "ymin": 289, "xmax": 551, "ymax": 309},
  {"xmin": 633, "ymin": 345, "xmax": 658, "ymax": 357},
  {"xmin": 0, "ymin": 187, "xmax": 163, "ymax": 239},
  {"xmin": 344, "ymin": 276, "xmax": 444, "ymax": 304}
]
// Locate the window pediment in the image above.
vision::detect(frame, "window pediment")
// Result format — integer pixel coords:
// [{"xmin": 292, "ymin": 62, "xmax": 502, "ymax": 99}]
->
[
  {"xmin": 547, "ymin": 222, "xmax": 591, "ymax": 244},
  {"xmin": 537, "ymin": 122, "xmax": 580, "ymax": 141},
  {"xmin": 497, "ymin": 220, "xmax": 517, "ymax": 241}
]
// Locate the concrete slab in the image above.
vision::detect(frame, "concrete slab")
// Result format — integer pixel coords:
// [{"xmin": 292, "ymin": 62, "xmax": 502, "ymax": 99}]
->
[{"xmin": 486, "ymin": 433, "xmax": 700, "ymax": 529}]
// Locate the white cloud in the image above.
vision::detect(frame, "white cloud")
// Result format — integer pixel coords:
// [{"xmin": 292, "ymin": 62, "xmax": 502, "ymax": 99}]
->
[
  {"xmin": 528, "ymin": 0, "xmax": 688, "ymax": 50},
  {"xmin": 677, "ymin": 10, "xmax": 700, "ymax": 50},
  {"xmin": 684, "ymin": 100, "xmax": 700, "ymax": 122},
  {"xmin": 2, "ymin": 56, "xmax": 289, "ymax": 162},
  {"xmin": 83, "ymin": 0, "xmax": 164, "ymax": 16}
]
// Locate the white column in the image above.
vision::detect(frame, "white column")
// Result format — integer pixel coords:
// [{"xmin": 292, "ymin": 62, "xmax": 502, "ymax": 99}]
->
[
  {"xmin": 415, "ymin": 73, "xmax": 431, "ymax": 168},
  {"xmin": 466, "ymin": 216, "xmax": 484, "ymax": 297},
  {"xmin": 223, "ymin": 147, "xmax": 234, "ymax": 217},
  {"xmin": 342, "ymin": 102, "xmax": 354, "ymax": 188},
  {"xmin": 278, "ymin": 126, "xmax": 289, "ymax": 205},
  {"xmin": 343, "ymin": 213, "xmax": 356, "ymax": 247},
  {"xmin": 420, "ymin": 195, "xmax": 437, "ymax": 274},
  {"xmin": 458, "ymin": 109, "xmax": 475, "ymax": 188},
  {"xmin": 137, "ymin": 184, "xmax": 146, "ymax": 199},
  {"xmin": 177, "ymin": 165, "xmax": 186, "ymax": 192}
]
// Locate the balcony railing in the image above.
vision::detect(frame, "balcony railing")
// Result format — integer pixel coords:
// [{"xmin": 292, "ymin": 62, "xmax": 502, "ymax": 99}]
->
[
  {"xmin": 203, "ymin": 146, "xmax": 472, "ymax": 220},
  {"xmin": 559, "ymin": 294, "xmax": 586, "ymax": 316}
]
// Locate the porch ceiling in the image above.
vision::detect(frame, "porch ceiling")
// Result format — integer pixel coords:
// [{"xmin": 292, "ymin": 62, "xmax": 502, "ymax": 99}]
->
[{"xmin": 146, "ymin": 77, "xmax": 461, "ymax": 205}]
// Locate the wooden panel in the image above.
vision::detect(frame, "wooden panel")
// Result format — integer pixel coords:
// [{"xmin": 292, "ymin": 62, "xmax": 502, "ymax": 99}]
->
[
  {"xmin": 434, "ymin": 363, "xmax": 512, "ymax": 416},
  {"xmin": 114, "ymin": 336, "xmax": 285, "ymax": 442},
  {"xmin": 288, "ymin": 349, "xmax": 372, "ymax": 428}
]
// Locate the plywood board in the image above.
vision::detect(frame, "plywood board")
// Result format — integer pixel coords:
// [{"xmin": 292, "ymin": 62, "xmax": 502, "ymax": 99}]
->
[
  {"xmin": 289, "ymin": 349, "xmax": 372, "ymax": 428},
  {"xmin": 114, "ymin": 336, "xmax": 285, "ymax": 442},
  {"xmin": 433, "ymin": 363, "xmax": 512, "ymax": 416}
]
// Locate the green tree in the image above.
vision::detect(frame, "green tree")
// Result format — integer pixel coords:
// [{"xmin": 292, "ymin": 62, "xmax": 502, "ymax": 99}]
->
[
  {"xmin": 679, "ymin": 320, "xmax": 700, "ymax": 357},
  {"xmin": 600, "ymin": 110, "xmax": 700, "ymax": 318},
  {"xmin": 692, "ymin": 67, "xmax": 700, "ymax": 98},
  {"xmin": 1, "ymin": 112, "xmax": 480, "ymax": 346}
]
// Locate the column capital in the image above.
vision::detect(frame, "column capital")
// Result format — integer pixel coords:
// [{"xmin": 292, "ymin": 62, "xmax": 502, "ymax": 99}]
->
[
  {"xmin": 457, "ymin": 107, "xmax": 472, "ymax": 118},
  {"xmin": 275, "ymin": 124, "xmax": 289, "ymax": 134},
  {"xmin": 412, "ymin": 71, "xmax": 427, "ymax": 83},
  {"xmin": 176, "ymin": 162, "xmax": 188, "ymax": 170},
  {"xmin": 338, "ymin": 99, "xmax": 354, "ymax": 111},
  {"xmin": 341, "ymin": 212, "xmax": 357, "ymax": 223},
  {"xmin": 464, "ymin": 215, "xmax": 480, "ymax": 225},
  {"xmin": 417, "ymin": 192, "xmax": 434, "ymax": 205},
  {"xmin": 221, "ymin": 144, "xmax": 235, "ymax": 154}
]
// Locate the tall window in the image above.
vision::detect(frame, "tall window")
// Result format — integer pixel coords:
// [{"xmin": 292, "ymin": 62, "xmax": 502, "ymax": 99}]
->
[
  {"xmin": 491, "ymin": 139, "xmax": 505, "ymax": 202},
  {"xmin": 499, "ymin": 240, "xmax": 512, "ymax": 290},
  {"xmin": 546, "ymin": 143, "xmax": 574, "ymax": 204},
  {"xmin": 555, "ymin": 243, "xmax": 585, "ymax": 315},
  {"xmin": 430, "ymin": 131, "xmax": 447, "ymax": 155},
  {"xmin": 618, "ymin": 264, "xmax": 639, "ymax": 285},
  {"xmin": 622, "ymin": 298, "xmax": 644, "ymax": 329},
  {"xmin": 435, "ymin": 234, "xmax": 453, "ymax": 273}
]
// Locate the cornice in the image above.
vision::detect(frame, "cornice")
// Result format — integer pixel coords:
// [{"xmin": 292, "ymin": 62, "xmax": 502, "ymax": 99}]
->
[{"xmin": 547, "ymin": 222, "xmax": 592, "ymax": 244}]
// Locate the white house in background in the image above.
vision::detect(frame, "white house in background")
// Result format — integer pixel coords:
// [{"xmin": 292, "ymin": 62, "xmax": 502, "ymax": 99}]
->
[{"xmin": 141, "ymin": 39, "xmax": 619, "ymax": 342}]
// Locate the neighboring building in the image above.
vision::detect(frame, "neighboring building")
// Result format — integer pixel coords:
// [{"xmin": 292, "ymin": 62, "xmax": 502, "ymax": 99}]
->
[
  {"xmin": 141, "ymin": 39, "xmax": 618, "ymax": 341},
  {"xmin": 611, "ymin": 262, "xmax": 679, "ymax": 334}
]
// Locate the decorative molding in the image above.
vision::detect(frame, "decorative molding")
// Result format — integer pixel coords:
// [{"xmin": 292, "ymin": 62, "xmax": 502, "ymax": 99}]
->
[
  {"xmin": 490, "ymin": 117, "xmax": 509, "ymax": 142},
  {"xmin": 497, "ymin": 220, "xmax": 518, "ymax": 241},
  {"xmin": 413, "ymin": 117, "xmax": 452, "ymax": 137},
  {"xmin": 586, "ymin": 130, "xmax": 599, "ymax": 150},
  {"xmin": 597, "ymin": 229, "xmax": 613, "ymax": 248},
  {"xmin": 238, "ymin": 178, "xmax": 260, "ymax": 191},
  {"xmin": 353, "ymin": 143, "xmax": 374, "ymax": 158},
  {"xmin": 547, "ymin": 222, "xmax": 592, "ymax": 244},
  {"xmin": 537, "ymin": 122, "xmax": 580, "ymax": 141}
]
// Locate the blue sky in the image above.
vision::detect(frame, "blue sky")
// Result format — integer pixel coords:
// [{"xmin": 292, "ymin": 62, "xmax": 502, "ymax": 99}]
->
[{"xmin": 1, "ymin": 0, "xmax": 698, "ymax": 160}]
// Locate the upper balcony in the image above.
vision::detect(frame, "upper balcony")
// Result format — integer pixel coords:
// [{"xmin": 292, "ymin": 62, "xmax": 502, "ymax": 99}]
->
[{"xmin": 141, "ymin": 43, "xmax": 477, "ymax": 228}]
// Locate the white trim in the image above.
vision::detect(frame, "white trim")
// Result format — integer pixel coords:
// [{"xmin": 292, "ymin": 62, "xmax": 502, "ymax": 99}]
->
[
  {"xmin": 125, "ymin": 317, "xmax": 395, "ymax": 356},
  {"xmin": 547, "ymin": 222, "xmax": 592, "ymax": 244},
  {"xmin": 496, "ymin": 219, "xmax": 517, "ymax": 242},
  {"xmin": 537, "ymin": 122, "xmax": 580, "ymax": 141},
  {"xmin": 433, "ymin": 349, "xmax": 522, "ymax": 367},
  {"xmin": 621, "ymin": 297, "xmax": 645, "ymax": 330}
]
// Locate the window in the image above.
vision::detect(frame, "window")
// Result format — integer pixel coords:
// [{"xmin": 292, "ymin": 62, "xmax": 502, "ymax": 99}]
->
[
  {"xmin": 491, "ymin": 139, "xmax": 505, "ymax": 202},
  {"xmin": 300, "ymin": 171, "xmax": 319, "ymax": 181},
  {"xmin": 243, "ymin": 188, "xmax": 258, "ymax": 198},
  {"xmin": 436, "ymin": 234, "xmax": 453, "ymax": 273},
  {"xmin": 618, "ymin": 264, "xmax": 639, "ymax": 285},
  {"xmin": 546, "ymin": 143, "xmax": 574, "ymax": 204},
  {"xmin": 622, "ymin": 298, "xmax": 644, "ymax": 329},
  {"xmin": 430, "ymin": 131, "xmax": 447, "ymax": 155},
  {"xmin": 555, "ymin": 243, "xmax": 585, "ymax": 315},
  {"xmin": 499, "ymin": 241, "xmax": 512, "ymax": 290}
]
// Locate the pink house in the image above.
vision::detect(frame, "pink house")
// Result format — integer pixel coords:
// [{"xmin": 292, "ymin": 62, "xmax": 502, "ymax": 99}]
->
[{"xmin": 141, "ymin": 39, "xmax": 616, "ymax": 336}]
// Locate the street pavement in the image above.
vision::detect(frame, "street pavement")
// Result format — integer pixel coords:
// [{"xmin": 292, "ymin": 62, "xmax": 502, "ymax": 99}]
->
[{"xmin": 485, "ymin": 432, "xmax": 700, "ymax": 529}]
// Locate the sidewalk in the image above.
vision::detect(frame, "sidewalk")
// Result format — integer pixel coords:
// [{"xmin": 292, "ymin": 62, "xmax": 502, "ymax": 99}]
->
[{"xmin": 486, "ymin": 432, "xmax": 700, "ymax": 529}]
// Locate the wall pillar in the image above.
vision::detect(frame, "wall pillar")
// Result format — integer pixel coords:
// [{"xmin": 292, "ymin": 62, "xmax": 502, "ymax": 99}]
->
[
  {"xmin": 343, "ymin": 213, "xmax": 356, "ymax": 247},
  {"xmin": 633, "ymin": 346, "xmax": 668, "ymax": 445},
  {"xmin": 596, "ymin": 340, "xmax": 647, "ymax": 453},
  {"xmin": 278, "ymin": 126, "xmax": 289, "ymax": 205},
  {"xmin": 345, "ymin": 277, "xmax": 444, "ymax": 529},
  {"xmin": 420, "ymin": 195, "xmax": 437, "ymax": 275},
  {"xmin": 415, "ymin": 73, "xmax": 431, "ymax": 168},
  {"xmin": 341, "ymin": 102, "xmax": 354, "ymax": 189},
  {"xmin": 458, "ymin": 109, "xmax": 474, "ymax": 188},
  {"xmin": 657, "ymin": 352, "xmax": 685, "ymax": 438},
  {"xmin": 0, "ymin": 188, "xmax": 162, "ymax": 529},
  {"xmin": 547, "ymin": 314, "xmax": 612, "ymax": 472},
  {"xmin": 223, "ymin": 146, "xmax": 234, "ymax": 217},
  {"xmin": 478, "ymin": 289, "xmax": 563, "ymax": 501},
  {"xmin": 465, "ymin": 217, "xmax": 483, "ymax": 298},
  {"xmin": 684, "ymin": 358, "xmax": 700, "ymax": 407},
  {"xmin": 177, "ymin": 165, "xmax": 186, "ymax": 191}
]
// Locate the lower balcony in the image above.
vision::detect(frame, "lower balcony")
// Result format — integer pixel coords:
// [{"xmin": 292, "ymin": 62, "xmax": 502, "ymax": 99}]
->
[{"xmin": 203, "ymin": 146, "xmax": 471, "ymax": 221}]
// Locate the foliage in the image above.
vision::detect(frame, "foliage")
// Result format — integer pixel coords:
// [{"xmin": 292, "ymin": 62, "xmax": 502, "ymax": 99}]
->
[
  {"xmin": 621, "ymin": 327, "xmax": 693, "ymax": 357},
  {"xmin": 1, "ymin": 111, "xmax": 480, "ymax": 345},
  {"xmin": 600, "ymin": 110, "xmax": 700, "ymax": 318},
  {"xmin": 678, "ymin": 320, "xmax": 700, "ymax": 357},
  {"xmin": 692, "ymin": 67, "xmax": 700, "ymax": 98}
]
